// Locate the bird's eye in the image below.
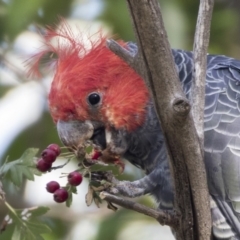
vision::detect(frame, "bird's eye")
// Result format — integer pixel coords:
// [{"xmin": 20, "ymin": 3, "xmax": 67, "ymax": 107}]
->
[{"xmin": 87, "ymin": 92, "xmax": 101, "ymax": 106}]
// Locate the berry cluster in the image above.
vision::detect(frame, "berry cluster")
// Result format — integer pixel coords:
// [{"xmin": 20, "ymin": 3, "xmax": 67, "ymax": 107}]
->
[
  {"xmin": 35, "ymin": 143, "xmax": 101, "ymax": 205},
  {"xmin": 46, "ymin": 171, "xmax": 83, "ymax": 203},
  {"xmin": 36, "ymin": 144, "xmax": 61, "ymax": 172}
]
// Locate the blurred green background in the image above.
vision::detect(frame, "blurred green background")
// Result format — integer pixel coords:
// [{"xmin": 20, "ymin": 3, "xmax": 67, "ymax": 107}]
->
[{"xmin": 0, "ymin": 0, "xmax": 239, "ymax": 239}]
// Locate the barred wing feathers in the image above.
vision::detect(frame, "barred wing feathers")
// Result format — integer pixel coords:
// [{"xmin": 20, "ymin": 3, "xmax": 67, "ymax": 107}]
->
[{"xmin": 174, "ymin": 49, "xmax": 240, "ymax": 238}]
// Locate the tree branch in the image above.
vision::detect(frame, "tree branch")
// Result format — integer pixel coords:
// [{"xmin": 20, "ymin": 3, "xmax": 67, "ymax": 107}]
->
[
  {"xmin": 100, "ymin": 191, "xmax": 179, "ymax": 228},
  {"xmin": 106, "ymin": 39, "xmax": 148, "ymax": 82},
  {"xmin": 191, "ymin": 0, "xmax": 214, "ymax": 146},
  {"xmin": 108, "ymin": 0, "xmax": 212, "ymax": 239},
  {"xmin": 190, "ymin": 1, "xmax": 214, "ymax": 238}
]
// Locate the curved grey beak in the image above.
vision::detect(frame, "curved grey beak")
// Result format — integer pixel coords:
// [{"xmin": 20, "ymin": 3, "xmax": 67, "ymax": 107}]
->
[{"xmin": 57, "ymin": 120, "xmax": 94, "ymax": 148}]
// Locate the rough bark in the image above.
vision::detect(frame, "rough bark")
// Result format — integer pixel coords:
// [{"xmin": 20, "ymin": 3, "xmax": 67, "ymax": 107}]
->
[
  {"xmin": 191, "ymin": 0, "xmax": 214, "ymax": 146},
  {"xmin": 108, "ymin": 0, "xmax": 213, "ymax": 239}
]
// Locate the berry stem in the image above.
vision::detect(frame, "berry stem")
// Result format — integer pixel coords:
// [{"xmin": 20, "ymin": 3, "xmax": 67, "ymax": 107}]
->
[
  {"xmin": 59, "ymin": 153, "xmax": 74, "ymax": 157},
  {"xmin": 50, "ymin": 159, "xmax": 71, "ymax": 171}
]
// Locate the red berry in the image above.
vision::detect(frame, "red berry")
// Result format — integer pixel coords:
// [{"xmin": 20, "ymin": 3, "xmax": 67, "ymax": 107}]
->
[
  {"xmin": 47, "ymin": 144, "xmax": 61, "ymax": 156},
  {"xmin": 36, "ymin": 158, "xmax": 52, "ymax": 172},
  {"xmin": 53, "ymin": 188, "xmax": 68, "ymax": 203},
  {"xmin": 92, "ymin": 150, "xmax": 102, "ymax": 160},
  {"xmin": 46, "ymin": 181, "xmax": 60, "ymax": 193},
  {"xmin": 68, "ymin": 172, "xmax": 83, "ymax": 186},
  {"xmin": 41, "ymin": 149, "xmax": 57, "ymax": 163}
]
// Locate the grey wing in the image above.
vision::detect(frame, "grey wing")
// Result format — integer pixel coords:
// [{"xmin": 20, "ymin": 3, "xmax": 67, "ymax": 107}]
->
[
  {"xmin": 203, "ymin": 55, "xmax": 240, "ymax": 239},
  {"xmin": 174, "ymin": 50, "xmax": 240, "ymax": 239},
  {"xmin": 204, "ymin": 56, "xmax": 240, "ymax": 239}
]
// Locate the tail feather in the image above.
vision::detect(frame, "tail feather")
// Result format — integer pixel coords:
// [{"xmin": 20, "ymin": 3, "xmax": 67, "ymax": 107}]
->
[{"xmin": 211, "ymin": 197, "xmax": 240, "ymax": 239}]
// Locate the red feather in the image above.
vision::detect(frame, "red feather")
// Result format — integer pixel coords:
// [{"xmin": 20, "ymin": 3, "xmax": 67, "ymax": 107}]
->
[{"xmin": 30, "ymin": 23, "xmax": 150, "ymax": 132}]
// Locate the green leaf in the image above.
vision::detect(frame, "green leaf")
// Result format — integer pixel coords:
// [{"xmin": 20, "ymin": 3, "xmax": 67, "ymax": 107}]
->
[
  {"xmin": 7, "ymin": 206, "xmax": 51, "ymax": 240},
  {"xmin": 69, "ymin": 185, "xmax": 77, "ymax": 194},
  {"xmin": 85, "ymin": 145, "xmax": 93, "ymax": 154},
  {"xmin": 11, "ymin": 224, "xmax": 22, "ymax": 240},
  {"xmin": 9, "ymin": 165, "xmax": 22, "ymax": 187},
  {"xmin": 0, "ymin": 160, "xmax": 20, "ymax": 176},
  {"xmin": 20, "ymin": 167, "xmax": 34, "ymax": 181},
  {"xmin": 64, "ymin": 184, "xmax": 78, "ymax": 207},
  {"xmin": 29, "ymin": 206, "xmax": 50, "ymax": 218},
  {"xmin": 26, "ymin": 221, "xmax": 51, "ymax": 235},
  {"xmin": 8, "ymin": 165, "xmax": 33, "ymax": 187},
  {"xmin": 1, "ymin": 148, "xmax": 40, "ymax": 187},
  {"xmin": 28, "ymin": 166, "xmax": 42, "ymax": 176},
  {"xmin": 66, "ymin": 191, "xmax": 72, "ymax": 207},
  {"xmin": 20, "ymin": 148, "xmax": 39, "ymax": 166}
]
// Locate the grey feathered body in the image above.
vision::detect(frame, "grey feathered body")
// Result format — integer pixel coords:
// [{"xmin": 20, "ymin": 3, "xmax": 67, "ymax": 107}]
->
[{"xmin": 122, "ymin": 49, "xmax": 240, "ymax": 239}]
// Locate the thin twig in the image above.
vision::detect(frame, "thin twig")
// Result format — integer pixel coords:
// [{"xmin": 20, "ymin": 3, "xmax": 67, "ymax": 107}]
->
[{"xmin": 100, "ymin": 191, "xmax": 179, "ymax": 228}]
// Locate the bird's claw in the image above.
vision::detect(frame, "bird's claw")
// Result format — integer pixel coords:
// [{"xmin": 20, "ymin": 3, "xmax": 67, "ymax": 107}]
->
[
  {"xmin": 91, "ymin": 171, "xmax": 118, "ymax": 184},
  {"xmin": 90, "ymin": 171, "xmax": 120, "ymax": 194}
]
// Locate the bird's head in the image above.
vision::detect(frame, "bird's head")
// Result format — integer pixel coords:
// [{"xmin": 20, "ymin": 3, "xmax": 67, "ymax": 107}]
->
[{"xmin": 31, "ymin": 25, "xmax": 149, "ymax": 151}]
